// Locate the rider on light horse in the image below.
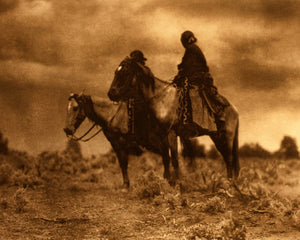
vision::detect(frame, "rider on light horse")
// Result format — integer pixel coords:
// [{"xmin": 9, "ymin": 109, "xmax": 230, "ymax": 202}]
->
[{"xmin": 173, "ymin": 30, "xmax": 230, "ymax": 136}]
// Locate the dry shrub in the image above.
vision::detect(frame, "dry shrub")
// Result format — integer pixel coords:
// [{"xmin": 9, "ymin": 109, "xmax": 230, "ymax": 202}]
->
[
  {"xmin": 239, "ymin": 159, "xmax": 283, "ymax": 186},
  {"xmin": 235, "ymin": 164, "xmax": 281, "ymax": 200},
  {"xmin": 6, "ymin": 150, "xmax": 36, "ymax": 174},
  {"xmin": 139, "ymin": 153, "xmax": 160, "ymax": 172},
  {"xmin": 132, "ymin": 170, "xmax": 173, "ymax": 200},
  {"xmin": 185, "ymin": 212, "xmax": 246, "ymax": 240},
  {"xmin": 191, "ymin": 196, "xmax": 227, "ymax": 214},
  {"xmin": 37, "ymin": 150, "xmax": 91, "ymax": 177},
  {"xmin": 60, "ymin": 152, "xmax": 82, "ymax": 174},
  {"xmin": 0, "ymin": 150, "xmax": 44, "ymax": 189},
  {"xmin": 203, "ymin": 196, "xmax": 227, "ymax": 213},
  {"xmin": 249, "ymin": 194, "xmax": 294, "ymax": 219},
  {"xmin": 131, "ymin": 170, "xmax": 190, "ymax": 210},
  {"xmin": 88, "ymin": 173, "xmax": 100, "ymax": 183},
  {"xmin": 177, "ymin": 172, "xmax": 208, "ymax": 193},
  {"xmin": 0, "ymin": 162, "xmax": 13, "ymax": 185},
  {"xmin": 37, "ymin": 151, "xmax": 62, "ymax": 173},
  {"xmin": 185, "ymin": 222, "xmax": 217, "ymax": 240},
  {"xmin": 14, "ymin": 187, "xmax": 28, "ymax": 213},
  {"xmin": 78, "ymin": 161, "xmax": 90, "ymax": 173},
  {"xmin": 90, "ymin": 152, "xmax": 116, "ymax": 170},
  {"xmin": 67, "ymin": 182, "xmax": 88, "ymax": 192},
  {"xmin": 91, "ymin": 158, "xmax": 108, "ymax": 169},
  {"xmin": 152, "ymin": 184, "xmax": 188, "ymax": 209},
  {"xmin": 222, "ymin": 217, "xmax": 247, "ymax": 240},
  {"xmin": 0, "ymin": 198, "xmax": 8, "ymax": 209},
  {"xmin": 178, "ymin": 158, "xmax": 231, "ymax": 195},
  {"xmin": 63, "ymin": 139, "xmax": 82, "ymax": 161},
  {"xmin": 238, "ymin": 167, "xmax": 260, "ymax": 183},
  {"xmin": 291, "ymin": 210, "xmax": 300, "ymax": 229},
  {"xmin": 286, "ymin": 159, "xmax": 300, "ymax": 170},
  {"xmin": 11, "ymin": 169, "xmax": 42, "ymax": 188}
]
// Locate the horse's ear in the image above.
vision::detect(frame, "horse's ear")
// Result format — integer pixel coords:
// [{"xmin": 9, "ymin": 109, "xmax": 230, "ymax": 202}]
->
[
  {"xmin": 69, "ymin": 93, "xmax": 78, "ymax": 100},
  {"xmin": 79, "ymin": 88, "xmax": 86, "ymax": 96}
]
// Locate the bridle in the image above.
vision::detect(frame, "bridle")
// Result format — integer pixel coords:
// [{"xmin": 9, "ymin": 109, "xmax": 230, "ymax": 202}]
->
[
  {"xmin": 70, "ymin": 122, "xmax": 102, "ymax": 142},
  {"xmin": 68, "ymin": 94, "xmax": 103, "ymax": 142}
]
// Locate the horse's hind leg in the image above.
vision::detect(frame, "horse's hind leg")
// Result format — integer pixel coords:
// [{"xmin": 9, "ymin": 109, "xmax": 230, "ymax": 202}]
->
[
  {"xmin": 168, "ymin": 131, "xmax": 179, "ymax": 180},
  {"xmin": 232, "ymin": 122, "xmax": 240, "ymax": 178},
  {"xmin": 210, "ymin": 134, "xmax": 233, "ymax": 179}
]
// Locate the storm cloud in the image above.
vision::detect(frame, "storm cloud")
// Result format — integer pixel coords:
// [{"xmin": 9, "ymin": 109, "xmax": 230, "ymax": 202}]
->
[{"xmin": 0, "ymin": 0, "xmax": 299, "ymax": 153}]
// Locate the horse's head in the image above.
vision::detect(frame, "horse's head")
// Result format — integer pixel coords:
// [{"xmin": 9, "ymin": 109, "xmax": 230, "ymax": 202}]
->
[
  {"xmin": 108, "ymin": 57, "xmax": 137, "ymax": 102},
  {"xmin": 64, "ymin": 93, "xmax": 86, "ymax": 137}
]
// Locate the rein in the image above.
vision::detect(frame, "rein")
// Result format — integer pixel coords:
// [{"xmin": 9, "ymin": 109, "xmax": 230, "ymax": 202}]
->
[
  {"xmin": 155, "ymin": 77, "xmax": 173, "ymax": 85},
  {"xmin": 147, "ymin": 78, "xmax": 174, "ymax": 102},
  {"xmin": 69, "ymin": 94, "xmax": 103, "ymax": 142},
  {"xmin": 71, "ymin": 123, "xmax": 103, "ymax": 142}
]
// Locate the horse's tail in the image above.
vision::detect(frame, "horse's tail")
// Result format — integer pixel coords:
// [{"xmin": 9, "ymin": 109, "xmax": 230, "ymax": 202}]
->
[{"xmin": 232, "ymin": 119, "xmax": 239, "ymax": 178}]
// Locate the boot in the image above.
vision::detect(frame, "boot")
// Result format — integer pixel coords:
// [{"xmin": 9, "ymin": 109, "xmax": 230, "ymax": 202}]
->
[
  {"xmin": 126, "ymin": 133, "xmax": 138, "ymax": 147},
  {"xmin": 215, "ymin": 115, "xmax": 226, "ymax": 136},
  {"xmin": 217, "ymin": 111, "xmax": 226, "ymax": 122}
]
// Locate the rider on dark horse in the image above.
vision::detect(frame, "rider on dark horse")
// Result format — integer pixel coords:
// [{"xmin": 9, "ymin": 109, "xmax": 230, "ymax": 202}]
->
[
  {"xmin": 116, "ymin": 50, "xmax": 155, "ymax": 145},
  {"xmin": 173, "ymin": 30, "xmax": 229, "ymax": 135}
]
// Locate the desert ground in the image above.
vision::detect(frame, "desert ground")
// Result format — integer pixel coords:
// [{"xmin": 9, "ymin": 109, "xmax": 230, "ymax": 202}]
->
[{"xmin": 0, "ymin": 142, "xmax": 300, "ymax": 240}]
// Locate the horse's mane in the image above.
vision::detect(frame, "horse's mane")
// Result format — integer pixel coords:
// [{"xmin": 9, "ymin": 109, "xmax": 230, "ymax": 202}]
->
[
  {"xmin": 90, "ymin": 95, "xmax": 113, "ymax": 108},
  {"xmin": 76, "ymin": 94, "xmax": 118, "ymax": 126}
]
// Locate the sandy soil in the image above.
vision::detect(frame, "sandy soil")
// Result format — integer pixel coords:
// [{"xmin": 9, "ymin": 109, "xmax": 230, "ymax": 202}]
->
[{"xmin": 0, "ymin": 151, "xmax": 299, "ymax": 240}]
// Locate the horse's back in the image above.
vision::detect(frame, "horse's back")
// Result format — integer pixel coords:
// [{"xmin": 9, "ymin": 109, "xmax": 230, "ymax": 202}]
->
[{"xmin": 151, "ymin": 84, "xmax": 178, "ymax": 123}]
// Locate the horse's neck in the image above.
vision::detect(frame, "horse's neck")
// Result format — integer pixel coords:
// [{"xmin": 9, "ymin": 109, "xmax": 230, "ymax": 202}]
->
[
  {"xmin": 87, "ymin": 96, "xmax": 118, "ymax": 126},
  {"xmin": 148, "ymin": 82, "xmax": 178, "ymax": 123}
]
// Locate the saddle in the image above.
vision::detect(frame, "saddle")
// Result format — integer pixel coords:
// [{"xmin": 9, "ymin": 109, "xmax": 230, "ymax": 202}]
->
[
  {"xmin": 177, "ymin": 78, "xmax": 219, "ymax": 136},
  {"xmin": 108, "ymin": 99, "xmax": 149, "ymax": 145},
  {"xmin": 109, "ymin": 101, "xmax": 129, "ymax": 134}
]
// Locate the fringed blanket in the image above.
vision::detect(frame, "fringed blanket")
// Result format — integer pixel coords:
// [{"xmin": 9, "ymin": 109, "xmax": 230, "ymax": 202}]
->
[{"xmin": 177, "ymin": 78, "xmax": 217, "ymax": 134}]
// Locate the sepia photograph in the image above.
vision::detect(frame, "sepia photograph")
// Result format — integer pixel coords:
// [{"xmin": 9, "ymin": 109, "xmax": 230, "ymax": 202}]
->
[{"xmin": 0, "ymin": 0, "xmax": 299, "ymax": 239}]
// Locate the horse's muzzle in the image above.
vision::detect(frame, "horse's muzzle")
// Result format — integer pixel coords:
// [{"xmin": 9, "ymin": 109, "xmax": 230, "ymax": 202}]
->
[
  {"xmin": 108, "ymin": 88, "xmax": 120, "ymax": 102},
  {"xmin": 63, "ymin": 128, "xmax": 73, "ymax": 136}
]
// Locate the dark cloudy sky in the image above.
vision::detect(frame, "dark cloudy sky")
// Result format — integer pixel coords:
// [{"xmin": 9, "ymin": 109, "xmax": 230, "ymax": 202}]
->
[{"xmin": 0, "ymin": 0, "xmax": 299, "ymax": 155}]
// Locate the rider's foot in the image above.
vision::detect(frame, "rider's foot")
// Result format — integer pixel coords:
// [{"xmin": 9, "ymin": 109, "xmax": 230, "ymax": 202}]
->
[
  {"xmin": 217, "ymin": 111, "xmax": 226, "ymax": 122},
  {"xmin": 216, "ymin": 120, "xmax": 226, "ymax": 136}
]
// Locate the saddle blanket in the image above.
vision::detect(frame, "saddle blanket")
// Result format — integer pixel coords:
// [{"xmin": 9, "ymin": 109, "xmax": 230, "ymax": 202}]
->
[{"xmin": 178, "ymin": 87, "xmax": 217, "ymax": 133}]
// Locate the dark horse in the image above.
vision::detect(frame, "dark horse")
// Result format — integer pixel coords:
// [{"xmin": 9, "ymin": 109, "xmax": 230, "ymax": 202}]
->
[
  {"xmin": 108, "ymin": 57, "xmax": 240, "ymax": 179},
  {"xmin": 64, "ymin": 93, "xmax": 180, "ymax": 187}
]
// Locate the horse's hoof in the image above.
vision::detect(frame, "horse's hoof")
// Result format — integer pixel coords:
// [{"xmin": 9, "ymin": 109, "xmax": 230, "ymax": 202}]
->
[
  {"xmin": 121, "ymin": 188, "xmax": 129, "ymax": 193},
  {"xmin": 163, "ymin": 172, "xmax": 170, "ymax": 180},
  {"xmin": 187, "ymin": 163, "xmax": 196, "ymax": 173},
  {"xmin": 168, "ymin": 179, "xmax": 176, "ymax": 187},
  {"xmin": 121, "ymin": 182, "xmax": 130, "ymax": 189}
]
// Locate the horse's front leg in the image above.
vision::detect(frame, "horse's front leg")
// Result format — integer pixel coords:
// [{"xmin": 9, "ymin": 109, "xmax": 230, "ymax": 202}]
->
[
  {"xmin": 210, "ymin": 134, "xmax": 233, "ymax": 179},
  {"xmin": 161, "ymin": 149, "xmax": 171, "ymax": 181},
  {"xmin": 180, "ymin": 136, "xmax": 196, "ymax": 171},
  {"xmin": 115, "ymin": 149, "xmax": 130, "ymax": 188}
]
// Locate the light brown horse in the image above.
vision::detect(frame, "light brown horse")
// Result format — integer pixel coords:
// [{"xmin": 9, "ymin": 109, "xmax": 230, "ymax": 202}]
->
[
  {"xmin": 108, "ymin": 57, "xmax": 240, "ymax": 178},
  {"xmin": 64, "ymin": 93, "xmax": 180, "ymax": 187}
]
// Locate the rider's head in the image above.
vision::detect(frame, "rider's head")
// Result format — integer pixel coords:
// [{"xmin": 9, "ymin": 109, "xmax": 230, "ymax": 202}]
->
[
  {"xmin": 130, "ymin": 50, "xmax": 147, "ymax": 65},
  {"xmin": 181, "ymin": 30, "xmax": 197, "ymax": 48}
]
